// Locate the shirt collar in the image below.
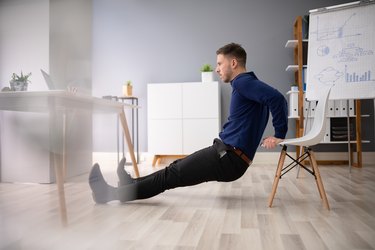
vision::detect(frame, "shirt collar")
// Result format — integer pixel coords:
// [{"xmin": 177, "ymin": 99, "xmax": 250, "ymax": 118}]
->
[{"xmin": 230, "ymin": 71, "xmax": 257, "ymax": 85}]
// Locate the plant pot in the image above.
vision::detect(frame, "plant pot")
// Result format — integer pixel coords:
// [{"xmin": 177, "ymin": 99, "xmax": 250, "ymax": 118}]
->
[
  {"xmin": 201, "ymin": 72, "xmax": 213, "ymax": 82},
  {"xmin": 10, "ymin": 80, "xmax": 28, "ymax": 91},
  {"xmin": 123, "ymin": 85, "xmax": 133, "ymax": 96}
]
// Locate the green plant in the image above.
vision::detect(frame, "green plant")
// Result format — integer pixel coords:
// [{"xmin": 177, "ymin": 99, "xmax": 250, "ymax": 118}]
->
[
  {"xmin": 126, "ymin": 80, "xmax": 132, "ymax": 86},
  {"xmin": 200, "ymin": 64, "xmax": 213, "ymax": 72},
  {"xmin": 11, "ymin": 71, "xmax": 32, "ymax": 83}
]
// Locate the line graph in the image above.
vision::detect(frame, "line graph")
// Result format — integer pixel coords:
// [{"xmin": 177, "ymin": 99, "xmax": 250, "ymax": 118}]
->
[{"xmin": 312, "ymin": 13, "xmax": 361, "ymax": 41}]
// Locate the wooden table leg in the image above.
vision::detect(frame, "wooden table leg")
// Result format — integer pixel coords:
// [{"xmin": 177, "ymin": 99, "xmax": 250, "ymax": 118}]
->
[
  {"xmin": 152, "ymin": 155, "xmax": 160, "ymax": 167},
  {"xmin": 53, "ymin": 153, "xmax": 68, "ymax": 226},
  {"xmin": 51, "ymin": 110, "xmax": 68, "ymax": 226},
  {"xmin": 119, "ymin": 109, "xmax": 140, "ymax": 177}
]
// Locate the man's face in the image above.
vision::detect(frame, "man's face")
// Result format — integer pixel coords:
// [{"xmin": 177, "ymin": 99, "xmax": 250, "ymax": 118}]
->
[{"xmin": 216, "ymin": 54, "xmax": 233, "ymax": 83}]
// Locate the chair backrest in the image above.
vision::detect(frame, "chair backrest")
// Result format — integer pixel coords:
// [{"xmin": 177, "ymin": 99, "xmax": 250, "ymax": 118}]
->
[
  {"xmin": 308, "ymin": 85, "xmax": 332, "ymax": 141},
  {"xmin": 281, "ymin": 85, "xmax": 332, "ymax": 147}
]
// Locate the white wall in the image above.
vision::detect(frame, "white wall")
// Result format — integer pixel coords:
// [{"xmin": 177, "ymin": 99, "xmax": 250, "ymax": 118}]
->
[
  {"xmin": 0, "ymin": 0, "xmax": 49, "ymax": 89},
  {"xmin": 0, "ymin": 0, "xmax": 51, "ymax": 183},
  {"xmin": 49, "ymin": 0, "xmax": 92, "ymax": 92},
  {"xmin": 0, "ymin": 0, "xmax": 93, "ymax": 183},
  {"xmin": 92, "ymin": 0, "xmax": 358, "ymax": 153}
]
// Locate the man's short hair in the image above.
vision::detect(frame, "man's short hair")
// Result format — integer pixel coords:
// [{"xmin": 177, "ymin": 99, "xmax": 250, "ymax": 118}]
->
[{"xmin": 216, "ymin": 43, "xmax": 247, "ymax": 67}]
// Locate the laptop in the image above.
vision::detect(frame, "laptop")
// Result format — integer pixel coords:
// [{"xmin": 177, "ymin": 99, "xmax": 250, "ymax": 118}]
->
[{"xmin": 41, "ymin": 69, "xmax": 56, "ymax": 90}]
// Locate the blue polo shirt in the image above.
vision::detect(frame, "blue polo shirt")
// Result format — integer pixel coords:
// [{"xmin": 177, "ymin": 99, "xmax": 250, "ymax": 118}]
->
[{"xmin": 219, "ymin": 72, "xmax": 288, "ymax": 161}]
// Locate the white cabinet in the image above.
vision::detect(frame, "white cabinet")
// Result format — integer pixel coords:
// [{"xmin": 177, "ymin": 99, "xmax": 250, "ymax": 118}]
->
[
  {"xmin": 148, "ymin": 82, "xmax": 220, "ymax": 157},
  {"xmin": 148, "ymin": 119, "xmax": 183, "ymax": 155},
  {"xmin": 182, "ymin": 118, "xmax": 219, "ymax": 153},
  {"xmin": 148, "ymin": 83, "xmax": 182, "ymax": 119}
]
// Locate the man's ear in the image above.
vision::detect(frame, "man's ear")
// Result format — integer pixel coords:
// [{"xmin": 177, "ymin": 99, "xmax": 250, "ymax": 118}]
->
[{"xmin": 231, "ymin": 58, "xmax": 238, "ymax": 69}]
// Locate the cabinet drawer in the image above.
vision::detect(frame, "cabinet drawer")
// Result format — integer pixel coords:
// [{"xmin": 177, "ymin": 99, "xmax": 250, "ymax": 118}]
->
[
  {"xmin": 183, "ymin": 118, "xmax": 220, "ymax": 154},
  {"xmin": 148, "ymin": 83, "xmax": 182, "ymax": 119},
  {"xmin": 148, "ymin": 119, "xmax": 183, "ymax": 155},
  {"xmin": 182, "ymin": 82, "xmax": 219, "ymax": 119}
]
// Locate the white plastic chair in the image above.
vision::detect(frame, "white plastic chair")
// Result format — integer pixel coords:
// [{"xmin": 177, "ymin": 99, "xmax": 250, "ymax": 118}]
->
[{"xmin": 268, "ymin": 85, "xmax": 333, "ymax": 210}]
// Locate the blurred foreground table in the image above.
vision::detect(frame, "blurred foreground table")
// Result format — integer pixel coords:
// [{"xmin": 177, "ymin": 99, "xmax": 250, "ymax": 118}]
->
[{"xmin": 0, "ymin": 90, "xmax": 139, "ymax": 226}]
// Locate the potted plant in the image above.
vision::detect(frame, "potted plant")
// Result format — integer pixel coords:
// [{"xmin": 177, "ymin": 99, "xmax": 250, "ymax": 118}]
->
[
  {"xmin": 10, "ymin": 71, "xmax": 32, "ymax": 91},
  {"xmin": 123, "ymin": 80, "xmax": 133, "ymax": 96},
  {"xmin": 200, "ymin": 64, "xmax": 214, "ymax": 82}
]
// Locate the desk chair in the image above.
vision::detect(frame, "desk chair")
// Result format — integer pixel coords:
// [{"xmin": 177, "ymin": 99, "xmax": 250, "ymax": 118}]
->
[{"xmin": 268, "ymin": 85, "xmax": 333, "ymax": 210}]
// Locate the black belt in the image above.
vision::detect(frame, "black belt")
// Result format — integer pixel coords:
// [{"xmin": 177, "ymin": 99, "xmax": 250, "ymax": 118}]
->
[{"xmin": 213, "ymin": 138, "xmax": 252, "ymax": 165}]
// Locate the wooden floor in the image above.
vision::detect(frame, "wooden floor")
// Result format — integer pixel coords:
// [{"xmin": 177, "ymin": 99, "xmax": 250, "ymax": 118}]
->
[{"xmin": 1, "ymin": 160, "xmax": 375, "ymax": 250}]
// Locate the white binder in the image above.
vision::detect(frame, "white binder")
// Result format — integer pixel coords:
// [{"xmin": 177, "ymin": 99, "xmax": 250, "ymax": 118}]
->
[
  {"xmin": 348, "ymin": 99, "xmax": 355, "ymax": 116},
  {"xmin": 334, "ymin": 100, "xmax": 341, "ymax": 117},
  {"xmin": 327, "ymin": 100, "xmax": 335, "ymax": 117},
  {"xmin": 310, "ymin": 100, "xmax": 317, "ymax": 117},
  {"xmin": 323, "ymin": 118, "xmax": 331, "ymax": 142},
  {"xmin": 339, "ymin": 100, "xmax": 348, "ymax": 117},
  {"xmin": 287, "ymin": 90, "xmax": 299, "ymax": 118}
]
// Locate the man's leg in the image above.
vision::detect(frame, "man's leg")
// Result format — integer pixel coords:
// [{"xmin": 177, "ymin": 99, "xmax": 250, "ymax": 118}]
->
[
  {"xmin": 117, "ymin": 145, "xmax": 221, "ymax": 202},
  {"xmin": 89, "ymin": 145, "xmax": 220, "ymax": 203},
  {"xmin": 89, "ymin": 142, "xmax": 249, "ymax": 203}
]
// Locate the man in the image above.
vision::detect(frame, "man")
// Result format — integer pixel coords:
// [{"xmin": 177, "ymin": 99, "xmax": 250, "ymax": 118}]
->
[{"xmin": 89, "ymin": 43, "xmax": 288, "ymax": 203}]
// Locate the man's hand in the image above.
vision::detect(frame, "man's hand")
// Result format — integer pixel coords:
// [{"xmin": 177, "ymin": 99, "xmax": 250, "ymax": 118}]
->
[{"xmin": 261, "ymin": 136, "xmax": 283, "ymax": 149}]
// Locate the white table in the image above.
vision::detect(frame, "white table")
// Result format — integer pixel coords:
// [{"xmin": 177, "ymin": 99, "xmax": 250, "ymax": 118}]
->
[{"xmin": 0, "ymin": 90, "xmax": 139, "ymax": 226}]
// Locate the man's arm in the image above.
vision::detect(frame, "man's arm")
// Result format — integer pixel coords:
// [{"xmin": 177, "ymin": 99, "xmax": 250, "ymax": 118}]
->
[
  {"xmin": 260, "ymin": 85, "xmax": 288, "ymax": 149},
  {"xmin": 234, "ymin": 76, "xmax": 288, "ymax": 148}
]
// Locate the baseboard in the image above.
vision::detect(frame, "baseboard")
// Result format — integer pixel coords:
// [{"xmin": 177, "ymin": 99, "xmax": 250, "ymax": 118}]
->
[
  {"xmin": 253, "ymin": 151, "xmax": 375, "ymax": 166},
  {"xmin": 92, "ymin": 152, "xmax": 148, "ymax": 165},
  {"xmin": 93, "ymin": 151, "xmax": 375, "ymax": 166}
]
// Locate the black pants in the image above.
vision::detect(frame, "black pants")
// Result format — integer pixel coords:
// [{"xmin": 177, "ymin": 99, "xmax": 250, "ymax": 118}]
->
[{"xmin": 118, "ymin": 139, "xmax": 249, "ymax": 202}]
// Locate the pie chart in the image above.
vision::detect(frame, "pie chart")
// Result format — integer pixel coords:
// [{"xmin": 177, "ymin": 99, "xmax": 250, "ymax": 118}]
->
[{"xmin": 317, "ymin": 46, "xmax": 330, "ymax": 56}]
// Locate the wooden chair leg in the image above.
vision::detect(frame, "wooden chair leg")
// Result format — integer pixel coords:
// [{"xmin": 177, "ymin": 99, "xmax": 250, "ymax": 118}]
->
[
  {"xmin": 309, "ymin": 150, "xmax": 330, "ymax": 210},
  {"xmin": 308, "ymin": 151, "xmax": 323, "ymax": 199},
  {"xmin": 307, "ymin": 151, "xmax": 323, "ymax": 200},
  {"xmin": 152, "ymin": 155, "xmax": 159, "ymax": 167},
  {"xmin": 268, "ymin": 147, "xmax": 287, "ymax": 207}
]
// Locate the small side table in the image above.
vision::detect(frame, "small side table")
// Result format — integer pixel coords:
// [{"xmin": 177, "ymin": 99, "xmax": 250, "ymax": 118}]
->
[{"xmin": 117, "ymin": 96, "xmax": 139, "ymax": 164}]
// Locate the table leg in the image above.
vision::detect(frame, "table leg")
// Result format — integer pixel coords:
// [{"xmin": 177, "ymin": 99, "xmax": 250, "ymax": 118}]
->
[
  {"xmin": 135, "ymin": 99, "xmax": 139, "ymax": 163},
  {"xmin": 119, "ymin": 109, "xmax": 140, "ymax": 177},
  {"xmin": 50, "ymin": 110, "xmax": 68, "ymax": 226},
  {"xmin": 53, "ymin": 152, "xmax": 68, "ymax": 226}
]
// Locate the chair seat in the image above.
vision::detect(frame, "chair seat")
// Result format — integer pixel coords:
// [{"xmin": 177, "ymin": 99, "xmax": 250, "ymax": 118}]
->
[{"xmin": 279, "ymin": 134, "xmax": 322, "ymax": 147}]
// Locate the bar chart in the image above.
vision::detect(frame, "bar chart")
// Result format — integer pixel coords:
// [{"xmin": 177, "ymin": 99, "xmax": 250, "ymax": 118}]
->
[{"xmin": 345, "ymin": 65, "xmax": 373, "ymax": 82}]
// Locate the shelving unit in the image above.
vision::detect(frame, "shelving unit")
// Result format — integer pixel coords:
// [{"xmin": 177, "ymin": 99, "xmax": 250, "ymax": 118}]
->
[
  {"xmin": 285, "ymin": 65, "xmax": 307, "ymax": 72},
  {"xmin": 286, "ymin": 16, "xmax": 367, "ymax": 168},
  {"xmin": 285, "ymin": 39, "xmax": 308, "ymax": 48},
  {"xmin": 286, "ymin": 16, "xmax": 305, "ymax": 160}
]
